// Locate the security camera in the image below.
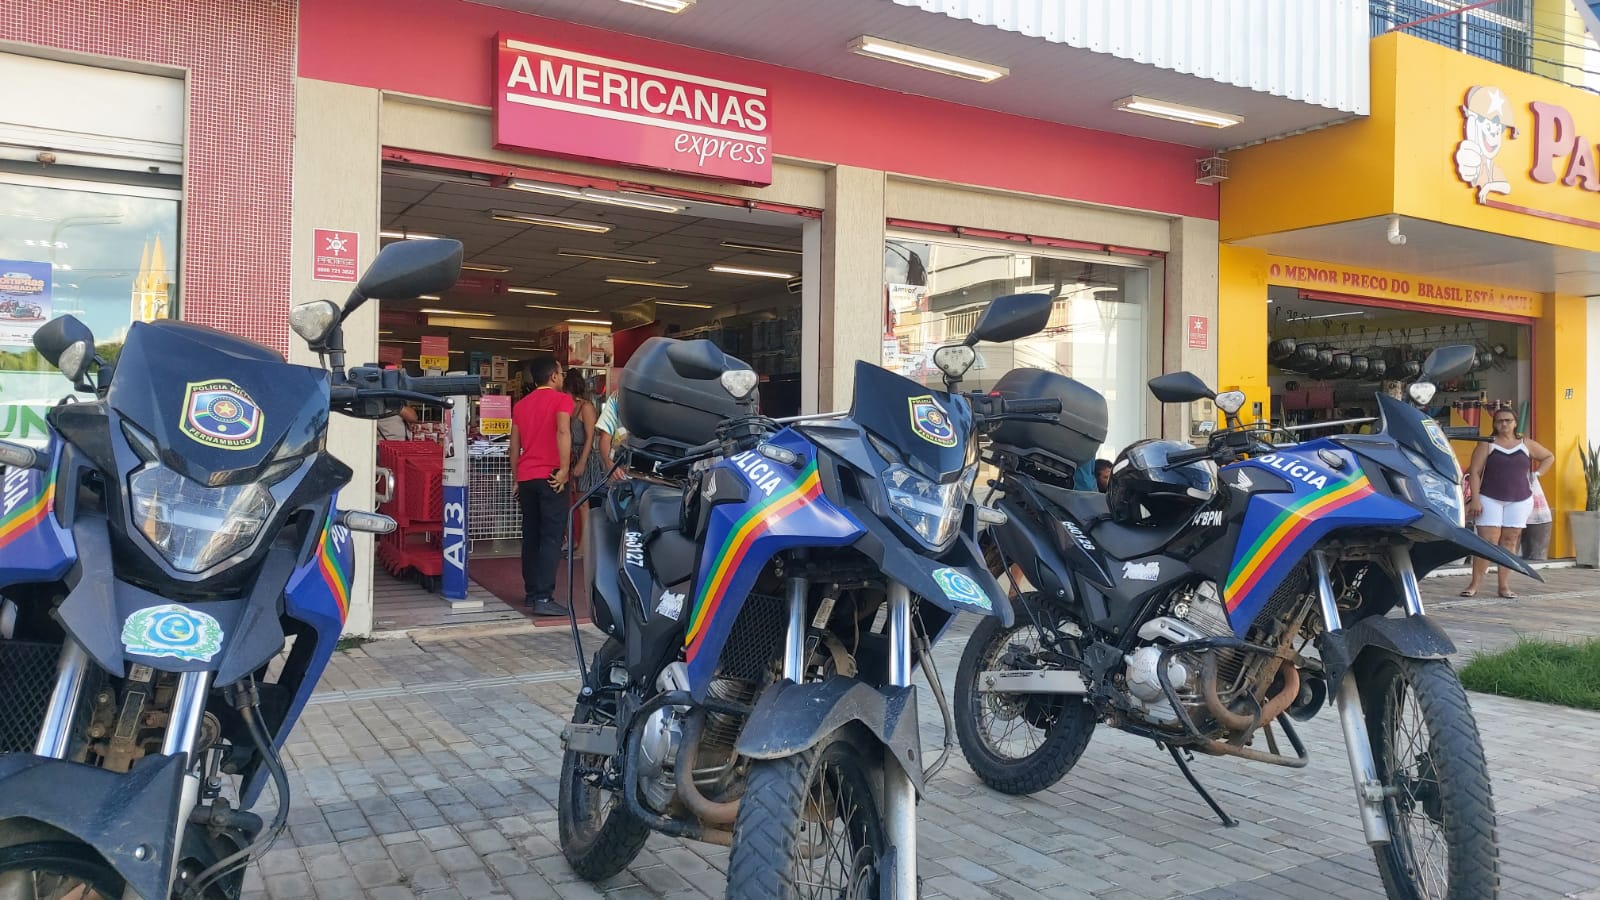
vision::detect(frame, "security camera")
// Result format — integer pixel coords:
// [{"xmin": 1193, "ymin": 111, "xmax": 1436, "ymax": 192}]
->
[{"xmin": 1387, "ymin": 215, "xmax": 1407, "ymax": 246}]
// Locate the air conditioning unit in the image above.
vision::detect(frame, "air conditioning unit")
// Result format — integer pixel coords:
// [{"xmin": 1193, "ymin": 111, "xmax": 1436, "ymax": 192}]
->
[
  {"xmin": 786, "ymin": 277, "xmax": 802, "ymax": 294},
  {"xmin": 1195, "ymin": 156, "xmax": 1229, "ymax": 185}
]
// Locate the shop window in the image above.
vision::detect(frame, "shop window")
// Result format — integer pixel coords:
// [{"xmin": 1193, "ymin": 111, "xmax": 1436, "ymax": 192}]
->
[
  {"xmin": 884, "ymin": 236, "xmax": 1149, "ymax": 462},
  {"xmin": 0, "ymin": 173, "xmax": 179, "ymax": 444}
]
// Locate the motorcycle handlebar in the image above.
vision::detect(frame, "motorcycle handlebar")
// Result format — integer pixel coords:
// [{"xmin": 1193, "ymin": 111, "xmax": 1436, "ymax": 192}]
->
[
  {"xmin": 1002, "ymin": 397, "xmax": 1062, "ymax": 416},
  {"xmin": 402, "ymin": 373, "xmax": 483, "ymax": 397}
]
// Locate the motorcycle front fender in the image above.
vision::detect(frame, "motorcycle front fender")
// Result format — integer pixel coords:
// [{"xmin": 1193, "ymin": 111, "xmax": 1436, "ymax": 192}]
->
[
  {"xmin": 1317, "ymin": 613, "xmax": 1457, "ymax": 689},
  {"xmin": 732, "ymin": 676, "xmax": 924, "ymax": 795},
  {"xmin": 0, "ymin": 752, "xmax": 185, "ymax": 900}
]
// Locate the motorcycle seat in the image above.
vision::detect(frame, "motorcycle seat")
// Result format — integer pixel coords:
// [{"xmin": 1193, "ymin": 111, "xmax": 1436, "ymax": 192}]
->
[
  {"xmin": 1090, "ymin": 518, "xmax": 1187, "ymax": 561},
  {"xmin": 1032, "ymin": 482, "xmax": 1111, "ymax": 525},
  {"xmin": 638, "ymin": 485, "xmax": 686, "ymax": 539}
]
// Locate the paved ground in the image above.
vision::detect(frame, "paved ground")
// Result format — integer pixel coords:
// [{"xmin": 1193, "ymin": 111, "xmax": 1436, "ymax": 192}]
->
[{"xmin": 243, "ymin": 567, "xmax": 1600, "ymax": 900}]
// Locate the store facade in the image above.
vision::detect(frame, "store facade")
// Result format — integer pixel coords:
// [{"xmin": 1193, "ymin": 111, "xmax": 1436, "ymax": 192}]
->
[
  {"xmin": 1219, "ymin": 32, "xmax": 1591, "ymax": 558},
  {"xmin": 293, "ymin": 0, "xmax": 1241, "ymax": 632}
]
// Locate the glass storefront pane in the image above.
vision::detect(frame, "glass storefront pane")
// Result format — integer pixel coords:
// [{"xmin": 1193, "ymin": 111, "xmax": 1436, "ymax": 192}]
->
[
  {"xmin": 884, "ymin": 236, "xmax": 1149, "ymax": 461},
  {"xmin": 0, "ymin": 176, "xmax": 177, "ymax": 443}
]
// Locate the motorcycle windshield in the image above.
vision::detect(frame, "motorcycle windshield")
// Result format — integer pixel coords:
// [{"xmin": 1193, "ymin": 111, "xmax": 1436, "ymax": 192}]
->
[
  {"xmin": 848, "ymin": 360, "xmax": 974, "ymax": 481},
  {"xmin": 108, "ymin": 320, "xmax": 331, "ymax": 483}
]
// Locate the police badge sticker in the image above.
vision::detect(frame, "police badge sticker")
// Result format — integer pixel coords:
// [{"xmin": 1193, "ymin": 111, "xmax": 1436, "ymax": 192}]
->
[
  {"xmin": 181, "ymin": 380, "xmax": 264, "ymax": 450},
  {"xmin": 122, "ymin": 604, "xmax": 224, "ymax": 662},
  {"xmin": 908, "ymin": 395, "xmax": 958, "ymax": 448},
  {"xmin": 932, "ymin": 567, "xmax": 991, "ymax": 611},
  {"xmin": 1421, "ymin": 417, "xmax": 1454, "ymax": 456}
]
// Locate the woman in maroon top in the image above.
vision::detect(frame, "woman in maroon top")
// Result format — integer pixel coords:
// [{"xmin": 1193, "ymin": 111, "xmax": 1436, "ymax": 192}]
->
[{"xmin": 1462, "ymin": 408, "xmax": 1554, "ymax": 598}]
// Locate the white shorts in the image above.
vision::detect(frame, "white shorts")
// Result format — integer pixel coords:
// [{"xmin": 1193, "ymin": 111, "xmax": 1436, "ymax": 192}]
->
[{"xmin": 1476, "ymin": 495, "xmax": 1533, "ymax": 530}]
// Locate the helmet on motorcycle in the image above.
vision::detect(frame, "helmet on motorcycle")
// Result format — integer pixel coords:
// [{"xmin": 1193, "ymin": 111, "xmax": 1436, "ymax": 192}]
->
[{"xmin": 1105, "ymin": 440, "xmax": 1219, "ymax": 527}]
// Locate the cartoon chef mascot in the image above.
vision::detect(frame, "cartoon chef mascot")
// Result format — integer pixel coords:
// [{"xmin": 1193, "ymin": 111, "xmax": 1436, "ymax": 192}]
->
[{"xmin": 1455, "ymin": 86, "xmax": 1516, "ymax": 204}]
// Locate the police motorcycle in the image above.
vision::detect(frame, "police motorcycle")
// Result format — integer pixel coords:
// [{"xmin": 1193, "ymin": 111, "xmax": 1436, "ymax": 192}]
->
[
  {"xmin": 0, "ymin": 238, "xmax": 481, "ymax": 899},
  {"xmin": 954, "ymin": 345, "xmax": 1526, "ymax": 899},
  {"xmin": 557, "ymin": 294, "xmax": 1063, "ymax": 899}
]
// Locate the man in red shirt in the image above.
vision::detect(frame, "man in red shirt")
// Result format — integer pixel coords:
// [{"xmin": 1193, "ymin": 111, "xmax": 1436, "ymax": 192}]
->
[{"xmin": 510, "ymin": 357, "xmax": 573, "ymax": 616}]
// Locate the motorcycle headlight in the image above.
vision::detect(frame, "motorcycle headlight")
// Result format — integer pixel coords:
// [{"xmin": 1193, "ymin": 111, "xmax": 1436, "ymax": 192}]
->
[
  {"xmin": 129, "ymin": 465, "xmax": 277, "ymax": 573},
  {"xmin": 882, "ymin": 463, "xmax": 976, "ymax": 547},
  {"xmin": 1416, "ymin": 470, "xmax": 1466, "ymax": 528}
]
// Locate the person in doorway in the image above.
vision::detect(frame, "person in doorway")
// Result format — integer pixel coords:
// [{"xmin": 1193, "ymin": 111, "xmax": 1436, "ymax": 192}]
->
[
  {"xmin": 376, "ymin": 404, "xmax": 416, "ymax": 441},
  {"xmin": 595, "ymin": 390, "xmax": 626, "ymax": 483},
  {"xmin": 1094, "ymin": 459, "xmax": 1113, "ymax": 493},
  {"xmin": 564, "ymin": 368, "xmax": 602, "ymax": 558},
  {"xmin": 1461, "ymin": 408, "xmax": 1554, "ymax": 599},
  {"xmin": 510, "ymin": 358, "xmax": 572, "ymax": 616}
]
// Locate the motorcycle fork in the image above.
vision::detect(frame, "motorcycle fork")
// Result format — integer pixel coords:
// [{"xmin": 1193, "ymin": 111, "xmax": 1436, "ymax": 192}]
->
[
  {"xmin": 34, "ymin": 639, "xmax": 91, "ymax": 759},
  {"xmin": 882, "ymin": 582, "xmax": 917, "ymax": 900},
  {"xmin": 1312, "ymin": 551, "xmax": 1392, "ymax": 846},
  {"xmin": 163, "ymin": 670, "xmax": 214, "ymax": 893}
]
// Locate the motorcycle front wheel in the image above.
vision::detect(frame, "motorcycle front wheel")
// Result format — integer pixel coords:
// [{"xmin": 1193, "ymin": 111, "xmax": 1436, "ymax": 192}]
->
[
  {"xmin": 557, "ymin": 640, "xmax": 650, "ymax": 882},
  {"xmin": 0, "ymin": 840, "xmax": 124, "ymax": 900},
  {"xmin": 727, "ymin": 734, "xmax": 885, "ymax": 900},
  {"xmin": 1360, "ymin": 656, "xmax": 1499, "ymax": 900},
  {"xmin": 953, "ymin": 601, "xmax": 1096, "ymax": 795}
]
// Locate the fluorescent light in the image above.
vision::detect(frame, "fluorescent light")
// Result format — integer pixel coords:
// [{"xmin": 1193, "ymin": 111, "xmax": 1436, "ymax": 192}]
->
[
  {"xmin": 379, "ymin": 229, "xmax": 442, "ymax": 240},
  {"xmin": 449, "ymin": 350, "xmax": 464, "ymax": 355},
  {"xmin": 567, "ymin": 318, "xmax": 613, "ymax": 326},
  {"xmin": 606, "ymin": 276, "xmax": 690, "ymax": 289},
  {"xmin": 489, "ymin": 210, "xmax": 612, "ymax": 233},
  {"xmin": 616, "ymin": 0, "xmax": 694, "ymax": 11},
  {"xmin": 378, "ymin": 330, "xmax": 394, "ymax": 335},
  {"xmin": 525, "ymin": 303, "xmax": 601, "ymax": 313},
  {"xmin": 509, "ymin": 181, "xmax": 683, "ymax": 213},
  {"xmin": 710, "ymin": 264, "xmax": 796, "ymax": 279},
  {"xmin": 461, "ymin": 263, "xmax": 512, "ymax": 273},
  {"xmin": 507, "ymin": 286, "xmax": 560, "ymax": 296},
  {"xmin": 654, "ymin": 299, "xmax": 715, "ymax": 309},
  {"xmin": 473, "ymin": 336, "xmax": 533, "ymax": 342},
  {"xmin": 558, "ymin": 249, "xmax": 658, "ymax": 265},
  {"xmin": 511, "ymin": 347, "xmax": 551, "ymax": 352},
  {"xmin": 720, "ymin": 240, "xmax": 802, "ymax": 256},
  {"xmin": 848, "ymin": 35, "xmax": 1008, "ymax": 83},
  {"xmin": 418, "ymin": 295, "xmax": 441, "ymax": 301},
  {"xmin": 1291, "ymin": 310, "xmax": 1366, "ymax": 322},
  {"xmin": 421, "ymin": 308, "xmax": 495, "ymax": 317},
  {"xmin": 384, "ymin": 339, "xmax": 421, "ymax": 345},
  {"xmin": 1113, "ymin": 95, "xmax": 1242, "ymax": 129}
]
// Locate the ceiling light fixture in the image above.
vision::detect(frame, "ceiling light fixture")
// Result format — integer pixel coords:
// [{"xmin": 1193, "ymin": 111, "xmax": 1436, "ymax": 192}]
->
[
  {"xmin": 379, "ymin": 229, "xmax": 442, "ymax": 240},
  {"xmin": 615, "ymin": 0, "xmax": 695, "ymax": 12},
  {"xmin": 418, "ymin": 295, "xmax": 441, "ymax": 301},
  {"xmin": 385, "ymin": 339, "xmax": 421, "ymax": 345},
  {"xmin": 508, "ymin": 181, "xmax": 684, "ymax": 213},
  {"xmin": 489, "ymin": 210, "xmax": 612, "ymax": 233},
  {"xmin": 420, "ymin": 308, "xmax": 496, "ymax": 318},
  {"xmin": 557, "ymin": 249, "xmax": 658, "ymax": 265},
  {"xmin": 848, "ymin": 35, "xmax": 1008, "ymax": 82},
  {"xmin": 507, "ymin": 286, "xmax": 560, "ymax": 296},
  {"xmin": 606, "ymin": 276, "xmax": 690, "ymax": 289},
  {"xmin": 461, "ymin": 263, "xmax": 513, "ymax": 273},
  {"xmin": 1113, "ymin": 95, "xmax": 1242, "ymax": 129},
  {"xmin": 720, "ymin": 240, "xmax": 802, "ymax": 256},
  {"xmin": 472, "ymin": 336, "xmax": 534, "ymax": 342},
  {"xmin": 653, "ymin": 299, "xmax": 715, "ymax": 309},
  {"xmin": 709, "ymin": 264, "xmax": 796, "ymax": 279},
  {"xmin": 1289, "ymin": 310, "xmax": 1367, "ymax": 322},
  {"xmin": 525, "ymin": 303, "xmax": 601, "ymax": 313},
  {"xmin": 567, "ymin": 318, "xmax": 614, "ymax": 326}
]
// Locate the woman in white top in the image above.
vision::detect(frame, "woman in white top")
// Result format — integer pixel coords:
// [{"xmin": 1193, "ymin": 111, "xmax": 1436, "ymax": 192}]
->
[{"xmin": 1462, "ymin": 408, "xmax": 1553, "ymax": 598}]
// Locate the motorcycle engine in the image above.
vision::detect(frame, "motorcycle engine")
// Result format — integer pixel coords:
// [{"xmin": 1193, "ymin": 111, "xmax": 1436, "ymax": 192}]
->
[
  {"xmin": 1122, "ymin": 581, "xmax": 1233, "ymax": 726},
  {"xmin": 637, "ymin": 663, "xmax": 758, "ymax": 814}
]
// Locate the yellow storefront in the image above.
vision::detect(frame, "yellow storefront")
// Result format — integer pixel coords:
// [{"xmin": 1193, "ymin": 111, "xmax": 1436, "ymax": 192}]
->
[{"xmin": 1219, "ymin": 31, "xmax": 1590, "ymax": 557}]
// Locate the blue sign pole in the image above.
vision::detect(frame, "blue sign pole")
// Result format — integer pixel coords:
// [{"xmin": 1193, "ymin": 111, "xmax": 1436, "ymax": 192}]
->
[{"xmin": 441, "ymin": 394, "xmax": 470, "ymax": 603}]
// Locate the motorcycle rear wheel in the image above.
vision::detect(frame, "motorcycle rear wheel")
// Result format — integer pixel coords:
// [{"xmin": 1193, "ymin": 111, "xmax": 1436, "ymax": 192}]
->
[
  {"xmin": 558, "ymin": 640, "xmax": 650, "ymax": 882},
  {"xmin": 954, "ymin": 602, "xmax": 1096, "ymax": 795},
  {"xmin": 0, "ymin": 840, "xmax": 124, "ymax": 900},
  {"xmin": 727, "ymin": 734, "xmax": 885, "ymax": 900},
  {"xmin": 1361, "ymin": 656, "xmax": 1499, "ymax": 900}
]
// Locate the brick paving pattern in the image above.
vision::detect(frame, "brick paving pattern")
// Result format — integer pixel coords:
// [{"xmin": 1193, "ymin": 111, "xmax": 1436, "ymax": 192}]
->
[{"xmin": 243, "ymin": 568, "xmax": 1600, "ymax": 899}]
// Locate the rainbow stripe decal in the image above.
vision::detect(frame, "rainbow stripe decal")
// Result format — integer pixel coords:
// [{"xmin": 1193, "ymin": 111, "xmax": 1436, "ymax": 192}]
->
[
  {"xmin": 0, "ymin": 466, "xmax": 56, "ymax": 551},
  {"xmin": 686, "ymin": 459, "xmax": 822, "ymax": 657},
  {"xmin": 1223, "ymin": 472, "xmax": 1375, "ymax": 611},
  {"xmin": 315, "ymin": 519, "xmax": 352, "ymax": 622}
]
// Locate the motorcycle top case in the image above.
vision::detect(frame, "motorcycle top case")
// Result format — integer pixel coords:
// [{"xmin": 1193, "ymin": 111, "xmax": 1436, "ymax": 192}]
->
[
  {"xmin": 988, "ymin": 368, "xmax": 1107, "ymax": 471},
  {"xmin": 617, "ymin": 336, "xmax": 757, "ymax": 460}
]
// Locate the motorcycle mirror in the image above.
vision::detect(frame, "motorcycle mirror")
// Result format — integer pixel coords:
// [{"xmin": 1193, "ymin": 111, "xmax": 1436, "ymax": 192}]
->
[
  {"xmin": 1419, "ymin": 344, "xmax": 1476, "ymax": 384},
  {"xmin": 58, "ymin": 340, "xmax": 95, "ymax": 383},
  {"xmin": 1409, "ymin": 382, "xmax": 1438, "ymax": 406},
  {"xmin": 932, "ymin": 344, "xmax": 977, "ymax": 380},
  {"xmin": 1147, "ymin": 371, "xmax": 1216, "ymax": 404},
  {"xmin": 344, "ymin": 238, "xmax": 464, "ymax": 319},
  {"xmin": 33, "ymin": 315, "xmax": 97, "ymax": 375},
  {"xmin": 290, "ymin": 300, "xmax": 341, "ymax": 347},
  {"xmin": 666, "ymin": 339, "xmax": 730, "ymax": 380},
  {"xmin": 964, "ymin": 293, "xmax": 1053, "ymax": 346}
]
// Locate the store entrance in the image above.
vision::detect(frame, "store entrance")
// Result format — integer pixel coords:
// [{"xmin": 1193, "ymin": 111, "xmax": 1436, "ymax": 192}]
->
[
  {"xmin": 1266, "ymin": 287, "xmax": 1532, "ymax": 440},
  {"xmin": 368, "ymin": 164, "xmax": 810, "ymax": 629}
]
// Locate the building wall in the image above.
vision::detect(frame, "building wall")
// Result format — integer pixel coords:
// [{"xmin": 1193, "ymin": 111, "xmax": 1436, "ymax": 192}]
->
[{"xmin": 0, "ymin": 0, "xmax": 296, "ymax": 355}]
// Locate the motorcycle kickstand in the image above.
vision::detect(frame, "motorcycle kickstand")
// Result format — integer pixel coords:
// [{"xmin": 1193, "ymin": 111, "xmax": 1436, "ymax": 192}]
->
[{"xmin": 1165, "ymin": 744, "xmax": 1238, "ymax": 828}]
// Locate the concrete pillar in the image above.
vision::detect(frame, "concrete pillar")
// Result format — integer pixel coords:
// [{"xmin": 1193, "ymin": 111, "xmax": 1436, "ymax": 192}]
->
[
  {"xmin": 1160, "ymin": 216, "xmax": 1221, "ymax": 441},
  {"xmin": 1534, "ymin": 292, "xmax": 1589, "ymax": 558},
  {"xmin": 819, "ymin": 166, "xmax": 885, "ymax": 410},
  {"xmin": 291, "ymin": 78, "xmax": 383, "ymax": 636},
  {"xmin": 1216, "ymin": 244, "xmax": 1270, "ymax": 425}
]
